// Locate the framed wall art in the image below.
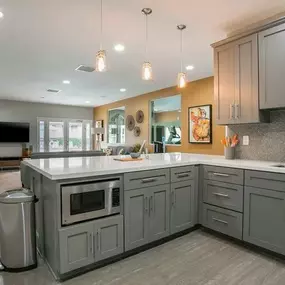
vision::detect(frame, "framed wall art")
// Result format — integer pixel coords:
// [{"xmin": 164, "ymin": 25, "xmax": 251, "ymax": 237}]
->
[{"xmin": 188, "ymin": 104, "xmax": 212, "ymax": 144}]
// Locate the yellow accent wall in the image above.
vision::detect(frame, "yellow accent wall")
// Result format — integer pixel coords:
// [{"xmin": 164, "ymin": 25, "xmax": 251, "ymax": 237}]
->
[{"xmin": 94, "ymin": 76, "xmax": 224, "ymax": 155}]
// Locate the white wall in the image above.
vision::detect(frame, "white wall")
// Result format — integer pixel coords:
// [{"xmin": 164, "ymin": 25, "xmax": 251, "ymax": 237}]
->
[{"xmin": 0, "ymin": 100, "xmax": 93, "ymax": 156}]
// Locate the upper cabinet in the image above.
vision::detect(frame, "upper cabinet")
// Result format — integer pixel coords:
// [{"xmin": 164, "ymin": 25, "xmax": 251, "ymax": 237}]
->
[
  {"xmin": 213, "ymin": 19, "xmax": 285, "ymax": 124},
  {"xmin": 259, "ymin": 23, "xmax": 285, "ymax": 109},
  {"xmin": 214, "ymin": 34, "xmax": 261, "ymax": 125}
]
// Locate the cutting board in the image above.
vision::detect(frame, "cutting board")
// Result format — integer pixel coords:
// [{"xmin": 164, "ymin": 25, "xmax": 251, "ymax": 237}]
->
[{"xmin": 113, "ymin": 157, "xmax": 143, "ymax": 162}]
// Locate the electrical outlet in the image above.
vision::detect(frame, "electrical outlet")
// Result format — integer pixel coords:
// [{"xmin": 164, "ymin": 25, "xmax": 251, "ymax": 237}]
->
[{"xmin": 243, "ymin": 135, "xmax": 249, "ymax": 146}]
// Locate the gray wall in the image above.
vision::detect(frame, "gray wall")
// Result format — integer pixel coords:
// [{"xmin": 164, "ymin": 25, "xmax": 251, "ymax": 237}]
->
[
  {"xmin": 229, "ymin": 110, "xmax": 285, "ymax": 162},
  {"xmin": 0, "ymin": 100, "xmax": 93, "ymax": 157}
]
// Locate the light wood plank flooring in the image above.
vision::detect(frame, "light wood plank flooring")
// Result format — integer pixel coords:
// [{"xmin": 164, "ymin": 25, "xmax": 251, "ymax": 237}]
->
[{"xmin": 1, "ymin": 230, "xmax": 285, "ymax": 285}]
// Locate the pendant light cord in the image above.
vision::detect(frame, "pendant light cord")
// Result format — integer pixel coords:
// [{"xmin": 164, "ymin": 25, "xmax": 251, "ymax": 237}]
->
[
  {"xmin": 180, "ymin": 29, "xmax": 183, "ymax": 72},
  {"xmin": 145, "ymin": 14, "xmax": 148, "ymax": 58},
  {"xmin": 100, "ymin": 0, "xmax": 103, "ymax": 50}
]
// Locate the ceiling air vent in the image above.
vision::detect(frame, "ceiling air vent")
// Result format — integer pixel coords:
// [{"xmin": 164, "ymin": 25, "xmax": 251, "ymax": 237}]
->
[
  {"xmin": 46, "ymin": 89, "xmax": 61, "ymax": 94},
  {"xmin": 75, "ymin": 65, "xmax": 95, "ymax": 73}
]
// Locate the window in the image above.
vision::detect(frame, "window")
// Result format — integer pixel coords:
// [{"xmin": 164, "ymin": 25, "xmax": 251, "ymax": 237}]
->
[
  {"xmin": 150, "ymin": 95, "xmax": 181, "ymax": 145},
  {"xmin": 37, "ymin": 118, "xmax": 92, "ymax": 152},
  {"xmin": 107, "ymin": 107, "xmax": 125, "ymax": 144}
]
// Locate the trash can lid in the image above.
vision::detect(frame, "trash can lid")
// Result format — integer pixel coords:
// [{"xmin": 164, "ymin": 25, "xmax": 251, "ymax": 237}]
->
[{"xmin": 0, "ymin": 188, "xmax": 35, "ymax": 203}]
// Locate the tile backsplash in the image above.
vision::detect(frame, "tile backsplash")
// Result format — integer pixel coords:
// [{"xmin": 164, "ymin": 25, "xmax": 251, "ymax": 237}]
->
[{"xmin": 229, "ymin": 110, "xmax": 285, "ymax": 162}]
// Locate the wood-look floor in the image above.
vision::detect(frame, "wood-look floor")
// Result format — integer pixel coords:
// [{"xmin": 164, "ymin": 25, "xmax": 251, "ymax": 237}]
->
[{"xmin": 1, "ymin": 230, "xmax": 285, "ymax": 285}]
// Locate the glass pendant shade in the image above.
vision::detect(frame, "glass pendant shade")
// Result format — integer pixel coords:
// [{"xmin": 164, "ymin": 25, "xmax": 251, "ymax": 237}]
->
[
  {"xmin": 142, "ymin": 61, "xmax": 153, "ymax": 80},
  {"xmin": 96, "ymin": 50, "xmax": 107, "ymax": 72},
  {"xmin": 177, "ymin": 72, "xmax": 187, "ymax": 88}
]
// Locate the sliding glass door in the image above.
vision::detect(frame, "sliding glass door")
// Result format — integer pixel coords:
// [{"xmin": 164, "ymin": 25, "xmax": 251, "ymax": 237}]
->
[{"xmin": 37, "ymin": 118, "xmax": 92, "ymax": 152}]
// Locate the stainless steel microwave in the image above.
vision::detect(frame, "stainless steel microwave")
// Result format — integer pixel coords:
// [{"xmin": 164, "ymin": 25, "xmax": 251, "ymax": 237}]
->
[{"xmin": 61, "ymin": 178, "xmax": 121, "ymax": 225}]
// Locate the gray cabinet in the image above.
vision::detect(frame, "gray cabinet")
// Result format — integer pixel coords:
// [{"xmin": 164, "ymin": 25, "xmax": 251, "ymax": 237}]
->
[
  {"xmin": 94, "ymin": 215, "xmax": 123, "ymax": 262},
  {"xmin": 149, "ymin": 185, "xmax": 170, "ymax": 242},
  {"xmin": 124, "ymin": 185, "xmax": 170, "ymax": 251},
  {"xmin": 259, "ymin": 23, "xmax": 285, "ymax": 109},
  {"xmin": 59, "ymin": 223, "xmax": 94, "ymax": 274},
  {"xmin": 124, "ymin": 189, "xmax": 149, "ymax": 251},
  {"xmin": 170, "ymin": 180, "xmax": 195, "ymax": 234},
  {"xmin": 59, "ymin": 215, "xmax": 123, "ymax": 274},
  {"xmin": 214, "ymin": 34, "xmax": 263, "ymax": 124},
  {"xmin": 243, "ymin": 186, "xmax": 285, "ymax": 255}
]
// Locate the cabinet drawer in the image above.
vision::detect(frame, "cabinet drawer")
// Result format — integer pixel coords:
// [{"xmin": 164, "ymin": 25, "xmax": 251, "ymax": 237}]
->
[
  {"xmin": 203, "ymin": 204, "xmax": 243, "ymax": 240},
  {"xmin": 124, "ymin": 169, "xmax": 170, "ymax": 190},
  {"xmin": 203, "ymin": 180, "xmax": 243, "ymax": 212},
  {"xmin": 204, "ymin": 166, "xmax": 244, "ymax": 185},
  {"xmin": 171, "ymin": 166, "xmax": 194, "ymax": 183},
  {"xmin": 245, "ymin": 170, "xmax": 285, "ymax": 192}
]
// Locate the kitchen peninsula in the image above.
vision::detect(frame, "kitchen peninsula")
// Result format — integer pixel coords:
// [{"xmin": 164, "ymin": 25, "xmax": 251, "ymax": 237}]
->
[{"xmin": 23, "ymin": 153, "xmax": 285, "ymax": 280}]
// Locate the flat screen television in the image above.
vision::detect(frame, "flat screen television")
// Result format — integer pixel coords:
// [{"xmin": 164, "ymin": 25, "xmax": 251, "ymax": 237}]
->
[{"xmin": 0, "ymin": 122, "xmax": 30, "ymax": 143}]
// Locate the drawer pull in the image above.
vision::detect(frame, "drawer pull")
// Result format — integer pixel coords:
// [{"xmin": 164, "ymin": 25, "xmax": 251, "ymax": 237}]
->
[
  {"xmin": 177, "ymin": 173, "xmax": 190, "ymax": 178},
  {"xmin": 144, "ymin": 197, "xmax": 148, "ymax": 212},
  {"xmin": 141, "ymin": 178, "xmax": 156, "ymax": 183},
  {"xmin": 212, "ymin": 218, "xmax": 228, "ymax": 225},
  {"xmin": 213, "ymin": 192, "xmax": 229, "ymax": 198},
  {"xmin": 213, "ymin": 173, "xmax": 230, "ymax": 177}
]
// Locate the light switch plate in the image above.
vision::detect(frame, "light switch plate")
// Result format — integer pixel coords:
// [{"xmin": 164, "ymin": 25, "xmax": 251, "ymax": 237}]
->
[{"xmin": 243, "ymin": 135, "xmax": 249, "ymax": 146}]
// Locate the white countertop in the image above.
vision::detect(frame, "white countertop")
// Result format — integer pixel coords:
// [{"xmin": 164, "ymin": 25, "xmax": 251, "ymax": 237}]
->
[{"xmin": 22, "ymin": 153, "xmax": 285, "ymax": 180}]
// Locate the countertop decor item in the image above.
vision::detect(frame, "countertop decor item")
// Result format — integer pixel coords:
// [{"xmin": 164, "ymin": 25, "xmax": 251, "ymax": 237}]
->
[
  {"xmin": 189, "ymin": 105, "xmax": 212, "ymax": 144},
  {"xmin": 130, "ymin": 152, "xmax": 141, "ymax": 159},
  {"xmin": 136, "ymin": 110, "xmax": 144, "ymax": 123},
  {"xmin": 113, "ymin": 157, "xmax": 143, "ymax": 162},
  {"xmin": 221, "ymin": 134, "xmax": 239, "ymax": 160},
  {"xmin": 126, "ymin": 115, "xmax": 135, "ymax": 131},
  {"xmin": 133, "ymin": 126, "xmax": 141, "ymax": 137}
]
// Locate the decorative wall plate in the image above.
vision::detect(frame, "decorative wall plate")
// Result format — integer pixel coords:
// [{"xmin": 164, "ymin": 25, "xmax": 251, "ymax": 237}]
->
[
  {"xmin": 136, "ymin": 110, "xmax": 144, "ymax": 123},
  {"xmin": 126, "ymin": 115, "xmax": 135, "ymax": 131},
  {"xmin": 133, "ymin": 126, "xmax": 141, "ymax": 137}
]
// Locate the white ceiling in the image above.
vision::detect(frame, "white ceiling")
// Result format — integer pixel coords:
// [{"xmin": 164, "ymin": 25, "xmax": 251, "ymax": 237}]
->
[{"xmin": 0, "ymin": 0, "xmax": 284, "ymax": 107}]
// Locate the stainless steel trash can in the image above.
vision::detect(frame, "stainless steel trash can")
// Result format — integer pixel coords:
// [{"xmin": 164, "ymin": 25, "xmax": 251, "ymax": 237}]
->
[{"xmin": 0, "ymin": 188, "xmax": 37, "ymax": 271}]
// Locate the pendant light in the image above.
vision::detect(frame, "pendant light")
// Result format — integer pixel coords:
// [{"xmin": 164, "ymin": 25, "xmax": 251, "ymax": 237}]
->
[
  {"xmin": 96, "ymin": 0, "xmax": 106, "ymax": 72},
  {"xmin": 177, "ymin": 24, "xmax": 187, "ymax": 88},
  {"xmin": 142, "ymin": 8, "xmax": 153, "ymax": 80}
]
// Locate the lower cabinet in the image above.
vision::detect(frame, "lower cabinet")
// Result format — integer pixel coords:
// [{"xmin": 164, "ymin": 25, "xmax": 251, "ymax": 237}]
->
[
  {"xmin": 59, "ymin": 215, "xmax": 123, "ymax": 274},
  {"xmin": 243, "ymin": 186, "xmax": 285, "ymax": 255},
  {"xmin": 125, "ymin": 185, "xmax": 170, "ymax": 251},
  {"xmin": 170, "ymin": 180, "xmax": 195, "ymax": 234}
]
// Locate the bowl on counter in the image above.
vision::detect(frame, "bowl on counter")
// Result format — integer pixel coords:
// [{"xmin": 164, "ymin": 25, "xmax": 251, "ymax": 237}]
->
[{"xmin": 130, "ymin": 152, "xmax": 141, "ymax": 159}]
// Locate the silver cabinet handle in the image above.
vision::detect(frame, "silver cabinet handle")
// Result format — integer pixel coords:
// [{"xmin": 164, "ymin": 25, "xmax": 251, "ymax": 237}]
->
[
  {"xmin": 144, "ymin": 197, "xmax": 148, "ymax": 213},
  {"xmin": 213, "ymin": 192, "xmax": 229, "ymax": 198},
  {"xmin": 149, "ymin": 196, "xmax": 153, "ymax": 216},
  {"xmin": 212, "ymin": 218, "xmax": 228, "ymax": 225},
  {"xmin": 235, "ymin": 104, "xmax": 239, "ymax": 119},
  {"xmin": 229, "ymin": 104, "xmax": 235, "ymax": 119},
  {"xmin": 213, "ymin": 173, "xmax": 230, "ymax": 177},
  {"xmin": 89, "ymin": 233, "xmax": 93, "ymax": 254},
  {"xmin": 171, "ymin": 191, "xmax": 175, "ymax": 206},
  {"xmin": 97, "ymin": 230, "xmax": 101, "ymax": 252},
  {"xmin": 142, "ymin": 178, "xmax": 156, "ymax": 183},
  {"xmin": 177, "ymin": 173, "xmax": 190, "ymax": 178}
]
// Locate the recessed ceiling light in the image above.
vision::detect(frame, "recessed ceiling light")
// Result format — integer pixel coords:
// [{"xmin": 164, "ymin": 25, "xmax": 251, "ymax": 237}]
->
[
  {"xmin": 120, "ymin": 88, "xmax": 126, "ymax": 92},
  {"xmin": 0, "ymin": 12, "xmax": 4, "ymax": 19},
  {"xmin": 114, "ymin": 44, "xmax": 125, "ymax": 52},
  {"xmin": 41, "ymin": 96, "xmax": 45, "ymax": 99},
  {"xmin": 186, "ymin": 65, "xmax": 194, "ymax": 71},
  {"xmin": 63, "ymin": 80, "xmax": 70, "ymax": 84},
  {"xmin": 85, "ymin": 101, "xmax": 90, "ymax": 103}
]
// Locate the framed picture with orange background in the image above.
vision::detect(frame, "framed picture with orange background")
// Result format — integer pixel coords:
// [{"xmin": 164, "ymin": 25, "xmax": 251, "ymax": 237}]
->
[{"xmin": 188, "ymin": 104, "xmax": 212, "ymax": 144}]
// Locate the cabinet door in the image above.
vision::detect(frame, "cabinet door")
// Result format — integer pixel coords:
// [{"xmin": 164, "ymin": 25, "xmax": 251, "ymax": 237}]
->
[
  {"xmin": 170, "ymin": 180, "xmax": 195, "ymax": 234},
  {"xmin": 59, "ymin": 223, "xmax": 94, "ymax": 274},
  {"xmin": 149, "ymin": 185, "xmax": 170, "ymax": 242},
  {"xmin": 214, "ymin": 42, "xmax": 236, "ymax": 125},
  {"xmin": 244, "ymin": 186, "xmax": 285, "ymax": 255},
  {"xmin": 94, "ymin": 215, "xmax": 124, "ymax": 262},
  {"xmin": 124, "ymin": 189, "xmax": 149, "ymax": 251},
  {"xmin": 259, "ymin": 23, "xmax": 285, "ymax": 109},
  {"xmin": 235, "ymin": 34, "xmax": 260, "ymax": 123}
]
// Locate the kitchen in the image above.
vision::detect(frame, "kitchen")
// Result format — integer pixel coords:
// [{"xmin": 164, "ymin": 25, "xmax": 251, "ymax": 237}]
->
[{"xmin": 1, "ymin": 1, "xmax": 285, "ymax": 285}]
